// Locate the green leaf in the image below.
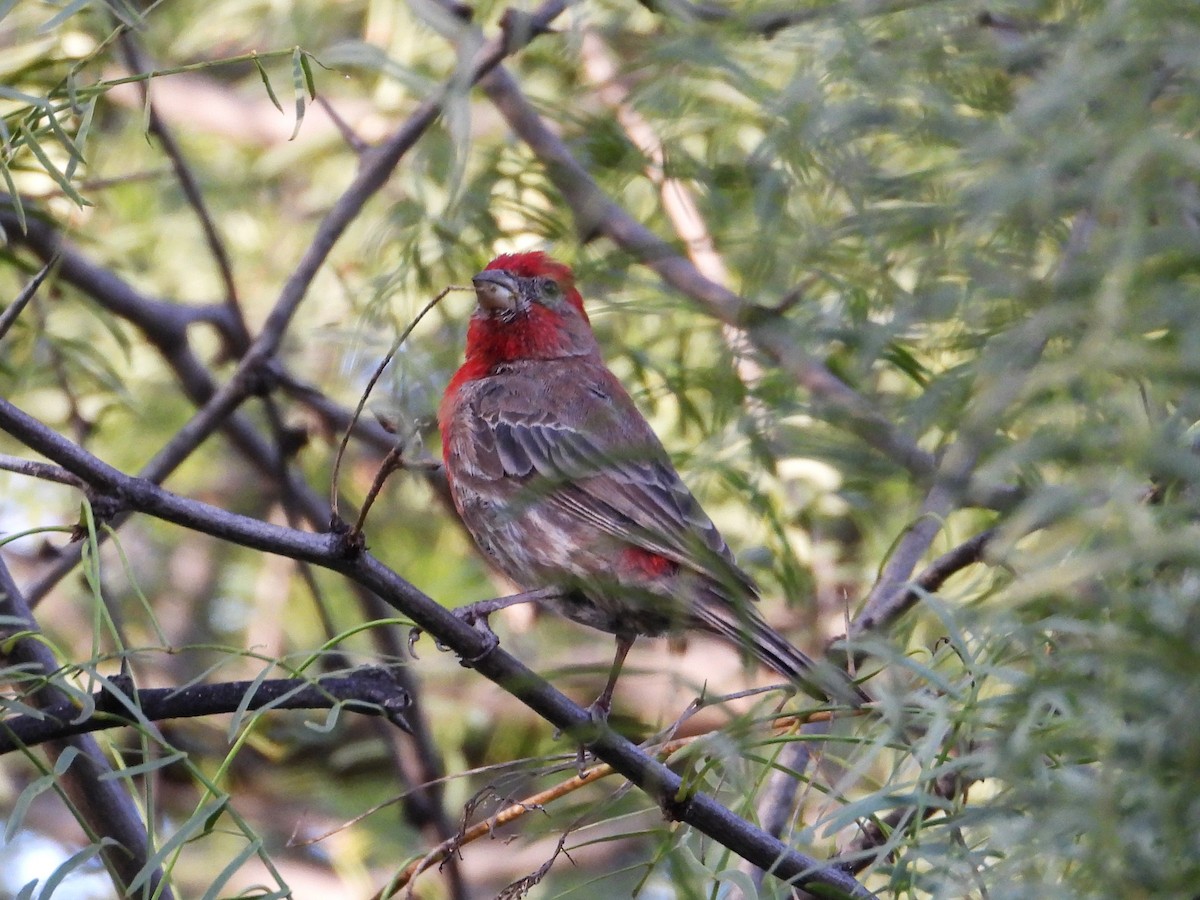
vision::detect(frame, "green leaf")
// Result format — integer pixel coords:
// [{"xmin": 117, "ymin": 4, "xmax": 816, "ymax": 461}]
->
[
  {"xmin": 6, "ymin": 748, "xmax": 79, "ymax": 842},
  {"xmin": 0, "ymin": 166, "xmax": 25, "ymax": 232},
  {"xmin": 227, "ymin": 663, "xmax": 275, "ymax": 741},
  {"xmin": 126, "ymin": 797, "xmax": 228, "ymax": 895},
  {"xmin": 198, "ymin": 839, "xmax": 267, "ymax": 900},
  {"xmin": 100, "ymin": 751, "xmax": 189, "ymax": 782},
  {"xmin": 40, "ymin": 841, "xmax": 113, "ymax": 897},
  {"xmin": 289, "ymin": 47, "xmax": 310, "ymax": 140},
  {"xmin": 254, "ymin": 56, "xmax": 283, "ymax": 114},
  {"xmin": 17, "ymin": 121, "xmax": 89, "ymax": 207}
]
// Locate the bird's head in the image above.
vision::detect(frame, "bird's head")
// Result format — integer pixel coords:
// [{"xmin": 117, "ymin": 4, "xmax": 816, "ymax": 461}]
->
[
  {"xmin": 463, "ymin": 252, "xmax": 598, "ymax": 364},
  {"xmin": 472, "ymin": 252, "xmax": 589, "ymax": 323}
]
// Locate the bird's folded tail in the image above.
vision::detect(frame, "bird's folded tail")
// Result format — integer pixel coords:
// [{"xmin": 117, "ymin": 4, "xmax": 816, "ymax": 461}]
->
[{"xmin": 691, "ymin": 599, "xmax": 871, "ymax": 708}]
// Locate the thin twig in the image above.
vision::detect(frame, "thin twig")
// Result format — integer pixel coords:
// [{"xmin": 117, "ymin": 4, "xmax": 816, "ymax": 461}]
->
[
  {"xmin": 118, "ymin": 32, "xmax": 248, "ymax": 343},
  {"xmin": 0, "ymin": 452, "xmax": 84, "ymax": 487},
  {"xmin": 316, "ymin": 94, "xmax": 370, "ymax": 154},
  {"xmin": 377, "ymin": 705, "xmax": 841, "ymax": 897},
  {"xmin": 0, "ymin": 254, "xmax": 58, "ymax": 342},
  {"xmin": 330, "ymin": 285, "xmax": 459, "ymax": 526},
  {"xmin": 850, "ymin": 527, "xmax": 997, "ymax": 641}
]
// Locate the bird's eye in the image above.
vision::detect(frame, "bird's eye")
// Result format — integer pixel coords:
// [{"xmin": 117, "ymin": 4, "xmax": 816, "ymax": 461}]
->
[{"xmin": 541, "ymin": 279, "xmax": 561, "ymax": 298}]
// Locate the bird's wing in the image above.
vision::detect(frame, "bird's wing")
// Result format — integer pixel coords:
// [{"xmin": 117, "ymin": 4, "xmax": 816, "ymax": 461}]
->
[{"xmin": 462, "ymin": 362, "xmax": 758, "ymax": 598}]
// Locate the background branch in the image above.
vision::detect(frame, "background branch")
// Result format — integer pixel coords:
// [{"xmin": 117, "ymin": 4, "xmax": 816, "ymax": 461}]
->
[
  {"xmin": 0, "ymin": 558, "xmax": 174, "ymax": 899},
  {"xmin": 0, "ymin": 395, "xmax": 874, "ymax": 899},
  {"xmin": 0, "ymin": 666, "xmax": 412, "ymax": 755}
]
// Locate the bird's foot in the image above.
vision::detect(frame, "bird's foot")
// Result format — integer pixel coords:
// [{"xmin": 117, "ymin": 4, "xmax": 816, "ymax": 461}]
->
[
  {"xmin": 407, "ymin": 611, "xmax": 499, "ymax": 664},
  {"xmin": 576, "ymin": 698, "xmax": 617, "ymax": 774},
  {"xmin": 550, "ymin": 693, "xmax": 614, "ymax": 774},
  {"xmin": 585, "ymin": 694, "xmax": 613, "ymax": 725},
  {"xmin": 407, "ymin": 588, "xmax": 558, "ymax": 661}
]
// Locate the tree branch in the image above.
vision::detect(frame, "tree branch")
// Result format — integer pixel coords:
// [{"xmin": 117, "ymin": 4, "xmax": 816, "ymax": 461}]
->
[
  {"xmin": 849, "ymin": 527, "xmax": 997, "ymax": 641},
  {"xmin": 0, "ymin": 666, "xmax": 412, "ymax": 755},
  {"xmin": 111, "ymin": 0, "xmax": 572, "ymax": 487},
  {"xmin": 475, "ymin": 65, "xmax": 1016, "ymax": 507},
  {"xmin": 0, "ymin": 396, "xmax": 875, "ymax": 900},
  {"xmin": 117, "ymin": 32, "xmax": 249, "ymax": 347},
  {"xmin": 0, "ymin": 253, "xmax": 58, "ymax": 341},
  {"xmin": 0, "ymin": 558, "xmax": 174, "ymax": 899},
  {"xmin": 0, "ymin": 197, "xmax": 462, "ymax": 891}
]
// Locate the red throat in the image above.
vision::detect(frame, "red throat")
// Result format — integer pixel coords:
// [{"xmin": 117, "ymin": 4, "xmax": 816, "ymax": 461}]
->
[{"xmin": 463, "ymin": 303, "xmax": 579, "ymax": 366}]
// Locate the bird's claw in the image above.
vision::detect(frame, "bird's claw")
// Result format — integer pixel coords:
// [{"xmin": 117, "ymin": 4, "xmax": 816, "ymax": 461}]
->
[
  {"xmin": 551, "ymin": 699, "xmax": 612, "ymax": 774},
  {"xmin": 586, "ymin": 697, "xmax": 612, "ymax": 725},
  {"xmin": 452, "ymin": 603, "xmax": 503, "ymax": 664},
  {"xmin": 407, "ymin": 605, "xmax": 502, "ymax": 664},
  {"xmin": 458, "ymin": 629, "xmax": 500, "ymax": 665},
  {"xmin": 407, "ymin": 626, "xmax": 424, "ymax": 659},
  {"xmin": 453, "ymin": 603, "xmax": 499, "ymax": 637}
]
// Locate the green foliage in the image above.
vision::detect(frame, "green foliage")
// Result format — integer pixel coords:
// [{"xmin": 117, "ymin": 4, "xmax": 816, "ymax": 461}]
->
[{"xmin": 2, "ymin": 0, "xmax": 1199, "ymax": 897}]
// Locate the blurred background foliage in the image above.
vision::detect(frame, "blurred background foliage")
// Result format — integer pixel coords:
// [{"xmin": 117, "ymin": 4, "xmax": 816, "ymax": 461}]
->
[{"xmin": 1, "ymin": 0, "xmax": 1199, "ymax": 897}]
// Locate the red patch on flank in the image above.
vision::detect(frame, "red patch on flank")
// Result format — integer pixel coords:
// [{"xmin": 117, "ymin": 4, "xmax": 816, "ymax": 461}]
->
[{"xmin": 621, "ymin": 547, "xmax": 678, "ymax": 579}]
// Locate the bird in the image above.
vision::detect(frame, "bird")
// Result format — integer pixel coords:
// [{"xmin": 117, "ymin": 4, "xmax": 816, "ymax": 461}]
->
[{"xmin": 437, "ymin": 251, "xmax": 867, "ymax": 717}]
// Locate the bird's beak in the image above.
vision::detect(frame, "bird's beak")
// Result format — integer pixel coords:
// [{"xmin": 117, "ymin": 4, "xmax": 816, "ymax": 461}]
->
[{"xmin": 472, "ymin": 269, "xmax": 519, "ymax": 314}]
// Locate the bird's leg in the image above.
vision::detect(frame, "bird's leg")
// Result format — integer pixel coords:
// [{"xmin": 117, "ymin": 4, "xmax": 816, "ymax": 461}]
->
[
  {"xmin": 454, "ymin": 585, "xmax": 560, "ymax": 631},
  {"xmin": 587, "ymin": 634, "xmax": 636, "ymax": 723},
  {"xmin": 408, "ymin": 586, "xmax": 560, "ymax": 659},
  {"xmin": 569, "ymin": 634, "xmax": 636, "ymax": 773}
]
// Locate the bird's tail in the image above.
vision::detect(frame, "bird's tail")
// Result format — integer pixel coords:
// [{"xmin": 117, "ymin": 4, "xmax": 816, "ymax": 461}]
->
[{"xmin": 692, "ymin": 598, "xmax": 871, "ymax": 708}]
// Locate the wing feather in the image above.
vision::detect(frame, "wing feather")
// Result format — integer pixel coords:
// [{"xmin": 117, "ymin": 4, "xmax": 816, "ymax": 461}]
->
[{"xmin": 462, "ymin": 364, "xmax": 757, "ymax": 598}]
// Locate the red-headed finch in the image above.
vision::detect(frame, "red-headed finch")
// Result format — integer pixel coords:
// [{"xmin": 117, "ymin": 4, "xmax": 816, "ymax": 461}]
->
[{"xmin": 438, "ymin": 252, "xmax": 867, "ymax": 715}]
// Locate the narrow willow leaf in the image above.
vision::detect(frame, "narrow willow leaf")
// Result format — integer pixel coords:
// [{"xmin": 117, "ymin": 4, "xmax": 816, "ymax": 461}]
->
[
  {"xmin": 40, "ymin": 841, "xmax": 111, "ymax": 897},
  {"xmin": 299, "ymin": 51, "xmax": 317, "ymax": 99},
  {"xmin": 289, "ymin": 47, "xmax": 307, "ymax": 140},
  {"xmin": 100, "ymin": 751, "xmax": 189, "ymax": 782},
  {"xmin": 126, "ymin": 797, "xmax": 228, "ymax": 895},
  {"xmin": 199, "ymin": 838, "xmax": 265, "ymax": 900},
  {"xmin": 104, "ymin": 525, "xmax": 170, "ymax": 646},
  {"xmin": 104, "ymin": 0, "xmax": 145, "ymax": 30},
  {"xmin": 65, "ymin": 96, "xmax": 97, "ymax": 181},
  {"xmin": 0, "ymin": 166, "xmax": 25, "ymax": 234},
  {"xmin": 42, "ymin": 104, "xmax": 85, "ymax": 165},
  {"xmin": 304, "ymin": 703, "xmax": 343, "ymax": 734},
  {"xmin": 17, "ymin": 122, "xmax": 89, "ymax": 206},
  {"xmin": 140, "ymin": 73, "xmax": 153, "ymax": 141},
  {"xmin": 228, "ymin": 663, "xmax": 275, "ymax": 741},
  {"xmin": 0, "ymin": 85, "xmax": 48, "ymax": 106},
  {"xmin": 6, "ymin": 748, "xmax": 79, "ymax": 842},
  {"xmin": 37, "ymin": 0, "xmax": 88, "ymax": 34},
  {"xmin": 254, "ymin": 57, "xmax": 283, "ymax": 114}
]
